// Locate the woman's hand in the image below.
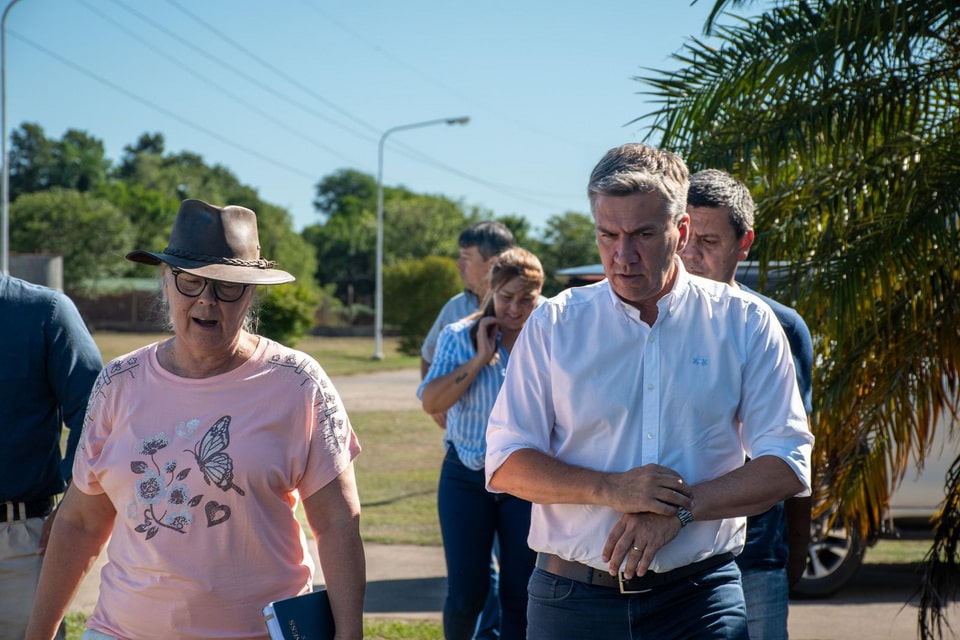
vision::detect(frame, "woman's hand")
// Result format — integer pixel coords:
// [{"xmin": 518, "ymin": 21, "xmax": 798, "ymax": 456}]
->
[{"xmin": 475, "ymin": 316, "xmax": 499, "ymax": 363}]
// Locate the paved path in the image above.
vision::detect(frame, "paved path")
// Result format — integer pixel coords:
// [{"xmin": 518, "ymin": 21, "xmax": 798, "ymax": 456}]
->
[{"xmin": 68, "ymin": 368, "xmax": 960, "ymax": 637}]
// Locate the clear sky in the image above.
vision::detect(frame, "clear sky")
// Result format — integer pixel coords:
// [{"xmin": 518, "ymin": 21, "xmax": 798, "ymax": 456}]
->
[{"xmin": 5, "ymin": 0, "xmax": 738, "ymax": 234}]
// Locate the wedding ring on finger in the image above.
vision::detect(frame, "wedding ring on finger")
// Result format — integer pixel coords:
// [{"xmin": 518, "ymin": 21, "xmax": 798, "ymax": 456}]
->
[{"xmin": 632, "ymin": 545, "xmax": 642, "ymax": 552}]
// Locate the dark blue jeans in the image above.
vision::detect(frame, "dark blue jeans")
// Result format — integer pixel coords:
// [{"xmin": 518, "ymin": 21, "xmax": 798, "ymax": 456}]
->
[
  {"xmin": 438, "ymin": 448, "xmax": 535, "ymax": 640},
  {"xmin": 527, "ymin": 556, "xmax": 748, "ymax": 639}
]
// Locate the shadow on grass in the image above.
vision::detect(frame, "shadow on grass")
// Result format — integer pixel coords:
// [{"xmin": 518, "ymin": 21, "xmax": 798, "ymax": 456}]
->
[{"xmin": 363, "ymin": 489, "xmax": 436, "ymax": 508}]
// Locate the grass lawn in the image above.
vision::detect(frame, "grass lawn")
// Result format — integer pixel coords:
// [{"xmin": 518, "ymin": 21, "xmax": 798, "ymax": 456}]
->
[
  {"xmin": 92, "ymin": 332, "xmax": 419, "ymax": 376},
  {"xmin": 352, "ymin": 410, "xmax": 444, "ymax": 546}
]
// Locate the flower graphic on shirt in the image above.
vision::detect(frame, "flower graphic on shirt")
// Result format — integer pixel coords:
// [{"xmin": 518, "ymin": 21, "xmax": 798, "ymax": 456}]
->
[
  {"xmin": 135, "ymin": 471, "xmax": 167, "ymax": 506},
  {"xmin": 164, "ymin": 509, "xmax": 193, "ymax": 531},
  {"xmin": 139, "ymin": 432, "xmax": 170, "ymax": 455},
  {"xmin": 129, "ymin": 416, "xmax": 244, "ymax": 541}
]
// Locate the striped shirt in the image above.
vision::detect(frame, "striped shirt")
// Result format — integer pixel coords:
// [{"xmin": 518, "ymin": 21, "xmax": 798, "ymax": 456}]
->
[{"xmin": 418, "ymin": 317, "xmax": 508, "ymax": 470}]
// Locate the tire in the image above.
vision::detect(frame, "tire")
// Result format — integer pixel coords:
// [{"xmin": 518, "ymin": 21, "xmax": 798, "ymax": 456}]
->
[{"xmin": 790, "ymin": 515, "xmax": 866, "ymax": 598}]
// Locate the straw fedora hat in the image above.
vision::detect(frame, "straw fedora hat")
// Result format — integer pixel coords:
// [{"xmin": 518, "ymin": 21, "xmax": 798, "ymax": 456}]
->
[{"xmin": 126, "ymin": 199, "xmax": 295, "ymax": 285}]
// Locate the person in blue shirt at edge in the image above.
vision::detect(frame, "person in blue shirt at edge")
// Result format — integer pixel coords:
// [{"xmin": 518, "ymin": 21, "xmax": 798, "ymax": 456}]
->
[
  {"xmin": 681, "ymin": 168, "xmax": 814, "ymax": 640},
  {"xmin": 419, "ymin": 248, "xmax": 544, "ymax": 640},
  {"xmin": 0, "ymin": 273, "xmax": 103, "ymax": 639},
  {"xmin": 420, "ymin": 220, "xmax": 515, "ymax": 639},
  {"xmin": 484, "ymin": 143, "xmax": 814, "ymax": 640}
]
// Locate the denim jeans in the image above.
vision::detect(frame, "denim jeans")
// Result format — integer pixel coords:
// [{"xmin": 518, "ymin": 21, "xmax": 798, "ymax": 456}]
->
[
  {"xmin": 741, "ymin": 567, "xmax": 789, "ymax": 640},
  {"xmin": 526, "ymin": 556, "xmax": 748, "ymax": 639},
  {"xmin": 438, "ymin": 448, "xmax": 535, "ymax": 640},
  {"xmin": 474, "ymin": 536, "xmax": 501, "ymax": 639}
]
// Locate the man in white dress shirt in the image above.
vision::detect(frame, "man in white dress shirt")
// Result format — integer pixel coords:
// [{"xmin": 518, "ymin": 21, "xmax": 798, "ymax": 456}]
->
[{"xmin": 485, "ymin": 143, "xmax": 814, "ymax": 639}]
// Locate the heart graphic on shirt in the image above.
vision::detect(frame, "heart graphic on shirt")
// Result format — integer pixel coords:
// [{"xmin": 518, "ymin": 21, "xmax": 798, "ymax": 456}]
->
[{"xmin": 204, "ymin": 501, "xmax": 231, "ymax": 527}]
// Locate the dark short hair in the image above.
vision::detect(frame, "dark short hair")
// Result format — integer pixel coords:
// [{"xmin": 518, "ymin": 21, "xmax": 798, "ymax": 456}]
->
[
  {"xmin": 458, "ymin": 221, "xmax": 515, "ymax": 260},
  {"xmin": 687, "ymin": 169, "xmax": 755, "ymax": 237}
]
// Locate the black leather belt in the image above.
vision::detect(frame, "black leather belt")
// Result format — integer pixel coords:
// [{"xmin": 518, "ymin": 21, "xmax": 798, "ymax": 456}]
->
[
  {"xmin": 536, "ymin": 551, "xmax": 734, "ymax": 594},
  {"xmin": 0, "ymin": 497, "xmax": 56, "ymax": 523}
]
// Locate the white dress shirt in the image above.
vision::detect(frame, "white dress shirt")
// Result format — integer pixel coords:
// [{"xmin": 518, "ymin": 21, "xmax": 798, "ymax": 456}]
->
[{"xmin": 485, "ymin": 259, "xmax": 813, "ymax": 573}]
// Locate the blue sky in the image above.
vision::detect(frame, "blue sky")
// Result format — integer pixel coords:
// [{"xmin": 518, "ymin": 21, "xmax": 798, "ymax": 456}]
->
[{"xmin": 5, "ymin": 0, "xmax": 743, "ymax": 234}]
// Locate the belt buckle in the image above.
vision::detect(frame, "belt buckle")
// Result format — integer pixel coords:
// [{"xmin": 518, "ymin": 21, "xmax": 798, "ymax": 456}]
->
[{"xmin": 618, "ymin": 573, "xmax": 652, "ymax": 595}]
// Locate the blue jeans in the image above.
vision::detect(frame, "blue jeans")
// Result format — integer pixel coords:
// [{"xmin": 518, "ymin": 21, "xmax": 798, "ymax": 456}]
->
[
  {"xmin": 474, "ymin": 537, "xmax": 501, "ymax": 639},
  {"xmin": 438, "ymin": 448, "xmax": 535, "ymax": 640},
  {"xmin": 527, "ymin": 557, "xmax": 748, "ymax": 639},
  {"xmin": 741, "ymin": 567, "xmax": 788, "ymax": 640}
]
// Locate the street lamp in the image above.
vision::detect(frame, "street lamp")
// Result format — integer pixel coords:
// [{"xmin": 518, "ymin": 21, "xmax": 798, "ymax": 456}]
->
[
  {"xmin": 1, "ymin": 0, "xmax": 24, "ymax": 276},
  {"xmin": 373, "ymin": 116, "xmax": 469, "ymax": 360}
]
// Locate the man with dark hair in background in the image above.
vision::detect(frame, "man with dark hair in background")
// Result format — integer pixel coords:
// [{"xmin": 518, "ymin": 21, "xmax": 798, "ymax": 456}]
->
[
  {"xmin": 421, "ymin": 220, "xmax": 515, "ymax": 639},
  {"xmin": 682, "ymin": 168, "xmax": 813, "ymax": 640}
]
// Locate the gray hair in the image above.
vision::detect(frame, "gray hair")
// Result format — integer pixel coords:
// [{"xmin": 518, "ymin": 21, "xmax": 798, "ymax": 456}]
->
[
  {"xmin": 687, "ymin": 169, "xmax": 755, "ymax": 238},
  {"xmin": 587, "ymin": 143, "xmax": 689, "ymax": 223}
]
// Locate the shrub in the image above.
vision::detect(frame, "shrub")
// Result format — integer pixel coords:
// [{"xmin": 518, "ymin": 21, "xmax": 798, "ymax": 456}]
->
[
  {"xmin": 256, "ymin": 282, "xmax": 321, "ymax": 345},
  {"xmin": 384, "ymin": 256, "xmax": 461, "ymax": 356}
]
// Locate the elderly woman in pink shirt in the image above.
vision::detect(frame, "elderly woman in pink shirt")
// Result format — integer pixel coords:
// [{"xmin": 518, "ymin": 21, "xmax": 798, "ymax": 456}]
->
[{"xmin": 27, "ymin": 200, "xmax": 365, "ymax": 640}]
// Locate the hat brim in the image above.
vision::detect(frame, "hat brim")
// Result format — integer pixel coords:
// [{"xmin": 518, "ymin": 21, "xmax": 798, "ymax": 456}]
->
[{"xmin": 126, "ymin": 250, "xmax": 296, "ymax": 285}]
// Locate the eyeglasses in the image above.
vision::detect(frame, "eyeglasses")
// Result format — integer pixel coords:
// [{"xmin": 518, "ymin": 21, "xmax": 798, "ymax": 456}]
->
[{"xmin": 171, "ymin": 269, "xmax": 249, "ymax": 303}]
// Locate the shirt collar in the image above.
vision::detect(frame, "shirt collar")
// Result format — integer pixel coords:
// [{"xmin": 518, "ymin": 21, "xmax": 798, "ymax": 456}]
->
[{"xmin": 603, "ymin": 255, "xmax": 689, "ymax": 323}]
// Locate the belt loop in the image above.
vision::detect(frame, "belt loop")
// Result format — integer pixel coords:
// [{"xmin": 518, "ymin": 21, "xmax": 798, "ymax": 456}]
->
[{"xmin": 4, "ymin": 502, "xmax": 11, "ymax": 521}]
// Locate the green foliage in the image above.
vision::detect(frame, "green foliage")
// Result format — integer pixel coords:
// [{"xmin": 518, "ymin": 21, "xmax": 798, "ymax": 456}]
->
[
  {"xmin": 313, "ymin": 168, "xmax": 379, "ymax": 220},
  {"xmin": 95, "ymin": 181, "xmax": 180, "ymax": 277},
  {"xmin": 256, "ymin": 282, "xmax": 321, "ymax": 346},
  {"xmin": 383, "ymin": 256, "xmax": 461, "ymax": 356},
  {"xmin": 10, "ymin": 188, "xmax": 135, "ymax": 289},
  {"xmin": 9, "ymin": 123, "xmax": 111, "ymax": 199},
  {"xmin": 382, "ymin": 193, "xmax": 466, "ymax": 264},
  {"xmin": 528, "ymin": 211, "xmax": 599, "ymax": 296},
  {"xmin": 306, "ymin": 169, "xmax": 468, "ymax": 311}
]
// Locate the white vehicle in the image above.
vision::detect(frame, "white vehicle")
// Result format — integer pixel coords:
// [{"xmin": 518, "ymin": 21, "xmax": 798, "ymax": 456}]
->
[
  {"xmin": 794, "ymin": 419, "xmax": 956, "ymax": 597},
  {"xmin": 555, "ymin": 262, "xmax": 958, "ymax": 597}
]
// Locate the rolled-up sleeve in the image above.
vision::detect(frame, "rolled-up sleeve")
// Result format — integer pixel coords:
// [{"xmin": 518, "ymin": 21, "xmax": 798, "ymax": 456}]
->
[{"xmin": 485, "ymin": 309, "xmax": 555, "ymax": 490}]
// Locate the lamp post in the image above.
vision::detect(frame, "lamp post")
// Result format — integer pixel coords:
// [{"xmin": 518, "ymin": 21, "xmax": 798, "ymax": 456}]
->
[
  {"xmin": 373, "ymin": 116, "xmax": 469, "ymax": 360},
  {"xmin": 1, "ymin": 0, "xmax": 23, "ymax": 276}
]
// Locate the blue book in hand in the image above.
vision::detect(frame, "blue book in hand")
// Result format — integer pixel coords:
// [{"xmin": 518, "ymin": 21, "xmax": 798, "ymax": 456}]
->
[{"xmin": 262, "ymin": 588, "xmax": 336, "ymax": 640}]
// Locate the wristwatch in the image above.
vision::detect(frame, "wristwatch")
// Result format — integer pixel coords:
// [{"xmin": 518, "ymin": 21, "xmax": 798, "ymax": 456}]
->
[{"xmin": 676, "ymin": 506, "xmax": 694, "ymax": 527}]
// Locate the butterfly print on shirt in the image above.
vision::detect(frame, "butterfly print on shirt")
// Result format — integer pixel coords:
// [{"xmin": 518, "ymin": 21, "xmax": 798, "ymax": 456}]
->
[
  {"xmin": 186, "ymin": 415, "xmax": 246, "ymax": 496},
  {"xmin": 130, "ymin": 415, "xmax": 245, "ymax": 540}
]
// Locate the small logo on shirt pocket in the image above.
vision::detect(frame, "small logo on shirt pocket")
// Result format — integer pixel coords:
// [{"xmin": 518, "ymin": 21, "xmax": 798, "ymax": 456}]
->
[{"xmin": 692, "ymin": 355, "xmax": 709, "ymax": 366}]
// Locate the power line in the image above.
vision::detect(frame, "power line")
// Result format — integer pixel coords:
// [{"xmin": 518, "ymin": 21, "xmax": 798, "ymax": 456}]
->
[
  {"xmin": 8, "ymin": 30, "xmax": 318, "ymax": 181},
  {"xmin": 165, "ymin": 1, "xmax": 576, "ymax": 213},
  {"xmin": 76, "ymin": 0, "xmax": 362, "ymax": 167},
  {"xmin": 106, "ymin": 0, "xmax": 378, "ymax": 146},
  {"xmin": 166, "ymin": 0, "xmax": 382, "ymax": 139}
]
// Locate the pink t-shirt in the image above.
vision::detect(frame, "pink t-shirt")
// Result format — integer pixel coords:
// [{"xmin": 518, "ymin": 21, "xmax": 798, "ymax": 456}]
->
[{"xmin": 73, "ymin": 337, "xmax": 361, "ymax": 639}]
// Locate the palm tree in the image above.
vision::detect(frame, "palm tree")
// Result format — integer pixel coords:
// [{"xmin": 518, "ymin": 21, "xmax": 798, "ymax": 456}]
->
[{"xmin": 637, "ymin": 1, "xmax": 959, "ymax": 636}]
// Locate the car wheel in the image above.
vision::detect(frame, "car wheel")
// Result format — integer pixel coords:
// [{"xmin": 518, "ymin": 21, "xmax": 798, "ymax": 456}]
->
[{"xmin": 791, "ymin": 515, "xmax": 866, "ymax": 598}]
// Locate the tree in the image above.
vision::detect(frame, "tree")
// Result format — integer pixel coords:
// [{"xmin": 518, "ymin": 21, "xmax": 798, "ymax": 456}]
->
[
  {"xmin": 531, "ymin": 212, "xmax": 599, "ymax": 296},
  {"xmin": 383, "ymin": 256, "xmax": 462, "ymax": 355},
  {"xmin": 306, "ymin": 169, "xmax": 472, "ymax": 310},
  {"xmin": 10, "ymin": 189, "xmax": 134, "ymax": 289},
  {"xmin": 8, "ymin": 123, "xmax": 110, "ymax": 199},
  {"xmin": 8, "ymin": 123, "xmax": 52, "ymax": 199},
  {"xmin": 641, "ymin": 1, "xmax": 959, "ymax": 635}
]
